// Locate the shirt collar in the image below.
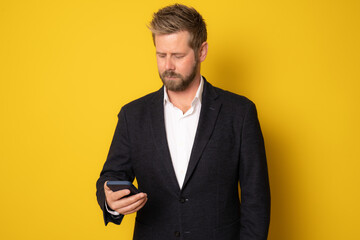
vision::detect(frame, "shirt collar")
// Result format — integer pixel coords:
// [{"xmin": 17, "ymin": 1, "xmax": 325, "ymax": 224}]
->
[{"xmin": 164, "ymin": 76, "xmax": 204, "ymax": 105}]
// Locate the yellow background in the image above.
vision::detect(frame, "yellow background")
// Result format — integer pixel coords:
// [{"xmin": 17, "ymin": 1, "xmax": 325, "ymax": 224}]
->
[{"xmin": 1, "ymin": 0, "xmax": 359, "ymax": 239}]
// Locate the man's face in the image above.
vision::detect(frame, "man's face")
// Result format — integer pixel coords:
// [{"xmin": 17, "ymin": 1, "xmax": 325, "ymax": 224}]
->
[{"xmin": 155, "ymin": 31, "xmax": 199, "ymax": 92}]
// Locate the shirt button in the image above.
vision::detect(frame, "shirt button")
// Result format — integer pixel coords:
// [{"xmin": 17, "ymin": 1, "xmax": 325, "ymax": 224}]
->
[{"xmin": 174, "ymin": 231, "xmax": 181, "ymax": 237}]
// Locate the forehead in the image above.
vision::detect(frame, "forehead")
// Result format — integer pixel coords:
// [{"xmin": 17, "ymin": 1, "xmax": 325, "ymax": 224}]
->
[{"xmin": 154, "ymin": 31, "xmax": 192, "ymax": 52}]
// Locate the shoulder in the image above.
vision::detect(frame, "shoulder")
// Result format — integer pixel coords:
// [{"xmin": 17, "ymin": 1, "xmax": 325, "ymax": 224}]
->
[
  {"xmin": 118, "ymin": 88, "xmax": 162, "ymax": 117},
  {"xmin": 123, "ymin": 90, "xmax": 160, "ymax": 109},
  {"xmin": 206, "ymin": 82, "xmax": 256, "ymax": 114},
  {"xmin": 219, "ymin": 89, "xmax": 257, "ymax": 121},
  {"xmin": 215, "ymin": 86, "xmax": 253, "ymax": 105},
  {"xmin": 203, "ymin": 78, "xmax": 254, "ymax": 107}
]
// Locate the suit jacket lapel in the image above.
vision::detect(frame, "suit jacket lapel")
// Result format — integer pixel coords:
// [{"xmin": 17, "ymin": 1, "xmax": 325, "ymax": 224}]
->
[
  {"xmin": 182, "ymin": 80, "xmax": 222, "ymax": 189},
  {"xmin": 149, "ymin": 87, "xmax": 181, "ymax": 192}
]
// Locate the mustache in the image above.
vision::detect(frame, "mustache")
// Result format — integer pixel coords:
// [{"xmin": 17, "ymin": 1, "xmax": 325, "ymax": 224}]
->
[{"xmin": 162, "ymin": 71, "xmax": 182, "ymax": 78}]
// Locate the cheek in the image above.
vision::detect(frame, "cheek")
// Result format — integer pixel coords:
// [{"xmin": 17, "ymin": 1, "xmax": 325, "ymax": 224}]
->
[
  {"xmin": 156, "ymin": 59, "xmax": 164, "ymax": 72},
  {"xmin": 180, "ymin": 58, "xmax": 196, "ymax": 72}
]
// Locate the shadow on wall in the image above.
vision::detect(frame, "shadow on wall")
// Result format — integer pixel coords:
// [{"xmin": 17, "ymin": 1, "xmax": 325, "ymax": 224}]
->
[
  {"xmin": 207, "ymin": 48, "xmax": 250, "ymax": 95},
  {"xmin": 264, "ymin": 130, "xmax": 303, "ymax": 240},
  {"xmin": 210, "ymin": 43, "xmax": 301, "ymax": 240}
]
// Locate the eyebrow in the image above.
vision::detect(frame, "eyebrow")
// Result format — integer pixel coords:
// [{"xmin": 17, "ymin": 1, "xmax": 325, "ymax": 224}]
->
[{"xmin": 156, "ymin": 52, "xmax": 185, "ymax": 55}]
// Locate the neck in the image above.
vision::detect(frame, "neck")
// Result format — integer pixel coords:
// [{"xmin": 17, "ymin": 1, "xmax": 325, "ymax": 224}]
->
[{"xmin": 167, "ymin": 73, "xmax": 201, "ymax": 113}]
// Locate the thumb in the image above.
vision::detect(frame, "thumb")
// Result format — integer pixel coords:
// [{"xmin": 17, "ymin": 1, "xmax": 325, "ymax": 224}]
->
[{"xmin": 104, "ymin": 181, "xmax": 111, "ymax": 192}]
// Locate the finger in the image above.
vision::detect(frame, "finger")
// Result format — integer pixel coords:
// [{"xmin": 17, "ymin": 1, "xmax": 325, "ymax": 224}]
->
[
  {"xmin": 106, "ymin": 190, "xmax": 133, "ymax": 211},
  {"xmin": 111, "ymin": 189, "xmax": 131, "ymax": 200},
  {"xmin": 107, "ymin": 190, "xmax": 131, "ymax": 206},
  {"xmin": 112, "ymin": 193, "xmax": 147, "ymax": 212},
  {"xmin": 120, "ymin": 196, "xmax": 148, "ymax": 215},
  {"xmin": 104, "ymin": 182, "xmax": 131, "ymax": 199},
  {"xmin": 104, "ymin": 181, "xmax": 111, "ymax": 192},
  {"xmin": 123, "ymin": 197, "xmax": 148, "ymax": 215},
  {"xmin": 125, "ymin": 197, "xmax": 148, "ymax": 214}
]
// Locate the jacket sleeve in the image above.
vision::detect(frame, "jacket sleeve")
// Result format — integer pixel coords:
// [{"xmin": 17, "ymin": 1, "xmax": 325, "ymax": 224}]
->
[
  {"xmin": 96, "ymin": 107, "xmax": 135, "ymax": 226},
  {"xmin": 239, "ymin": 102, "xmax": 271, "ymax": 239}
]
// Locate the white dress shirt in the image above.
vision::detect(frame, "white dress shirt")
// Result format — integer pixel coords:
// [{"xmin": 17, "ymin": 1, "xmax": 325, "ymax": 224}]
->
[{"xmin": 164, "ymin": 77, "xmax": 204, "ymax": 188}]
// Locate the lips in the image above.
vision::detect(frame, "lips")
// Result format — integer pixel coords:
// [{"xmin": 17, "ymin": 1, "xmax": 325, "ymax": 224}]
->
[
  {"xmin": 162, "ymin": 71, "xmax": 181, "ymax": 79},
  {"xmin": 165, "ymin": 76, "xmax": 180, "ymax": 80}
]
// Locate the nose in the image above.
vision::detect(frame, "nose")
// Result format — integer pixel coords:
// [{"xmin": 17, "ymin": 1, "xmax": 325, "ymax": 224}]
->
[{"xmin": 165, "ymin": 56, "xmax": 175, "ymax": 71}]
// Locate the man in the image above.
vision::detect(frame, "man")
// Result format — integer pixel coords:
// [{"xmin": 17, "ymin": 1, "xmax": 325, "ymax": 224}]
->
[{"xmin": 96, "ymin": 4, "xmax": 270, "ymax": 240}]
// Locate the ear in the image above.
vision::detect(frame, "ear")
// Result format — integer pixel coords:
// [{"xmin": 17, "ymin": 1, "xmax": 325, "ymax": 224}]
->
[{"xmin": 198, "ymin": 42, "xmax": 208, "ymax": 62}]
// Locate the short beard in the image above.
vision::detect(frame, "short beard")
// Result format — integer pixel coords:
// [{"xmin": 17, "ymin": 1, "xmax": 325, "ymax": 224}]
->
[{"xmin": 159, "ymin": 61, "xmax": 198, "ymax": 92}]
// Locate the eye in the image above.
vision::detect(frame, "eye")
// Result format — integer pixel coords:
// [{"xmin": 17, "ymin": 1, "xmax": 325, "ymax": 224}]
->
[
  {"xmin": 157, "ymin": 53, "xmax": 166, "ymax": 58},
  {"xmin": 175, "ymin": 55, "xmax": 184, "ymax": 59}
]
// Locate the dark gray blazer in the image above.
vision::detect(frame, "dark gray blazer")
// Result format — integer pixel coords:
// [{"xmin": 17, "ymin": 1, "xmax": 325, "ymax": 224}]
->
[{"xmin": 96, "ymin": 78, "xmax": 270, "ymax": 240}]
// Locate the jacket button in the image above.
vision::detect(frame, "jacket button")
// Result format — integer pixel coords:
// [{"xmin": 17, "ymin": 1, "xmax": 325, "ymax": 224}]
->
[
  {"xmin": 174, "ymin": 231, "xmax": 180, "ymax": 237},
  {"xmin": 179, "ymin": 197, "xmax": 187, "ymax": 203}
]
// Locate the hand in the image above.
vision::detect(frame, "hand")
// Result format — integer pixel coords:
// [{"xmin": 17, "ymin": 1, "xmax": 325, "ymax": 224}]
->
[{"xmin": 104, "ymin": 181, "xmax": 148, "ymax": 215}]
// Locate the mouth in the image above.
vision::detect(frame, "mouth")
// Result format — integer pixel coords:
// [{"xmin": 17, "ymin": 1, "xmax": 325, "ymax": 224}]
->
[
  {"xmin": 162, "ymin": 71, "xmax": 181, "ymax": 80},
  {"xmin": 165, "ymin": 76, "xmax": 180, "ymax": 80}
]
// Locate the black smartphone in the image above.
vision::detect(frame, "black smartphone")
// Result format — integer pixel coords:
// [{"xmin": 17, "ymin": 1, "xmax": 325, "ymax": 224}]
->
[{"xmin": 106, "ymin": 181, "xmax": 139, "ymax": 196}]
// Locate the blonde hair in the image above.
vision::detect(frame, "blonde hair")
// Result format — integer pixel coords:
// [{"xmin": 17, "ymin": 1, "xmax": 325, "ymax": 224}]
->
[{"xmin": 149, "ymin": 4, "xmax": 207, "ymax": 53}]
